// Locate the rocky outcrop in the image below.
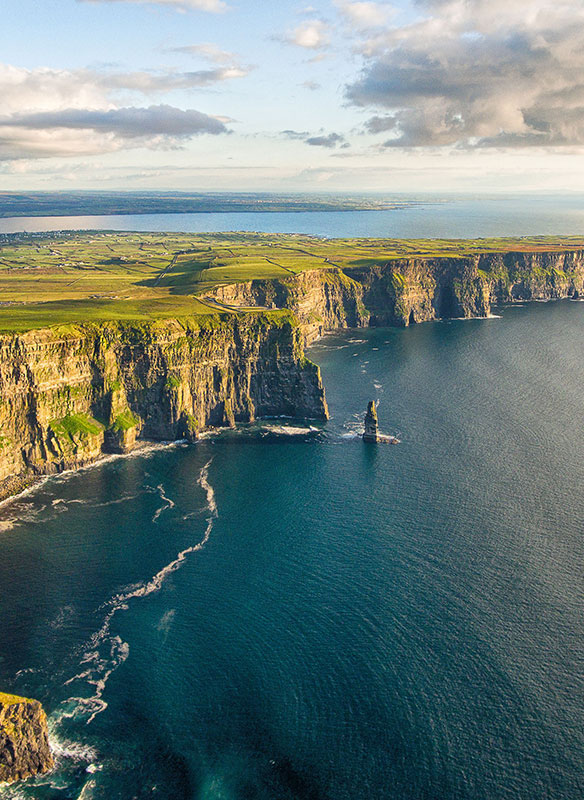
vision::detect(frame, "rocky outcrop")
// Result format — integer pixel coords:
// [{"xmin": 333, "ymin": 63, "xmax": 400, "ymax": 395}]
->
[
  {"xmin": 363, "ymin": 401, "xmax": 379, "ymax": 442},
  {"xmin": 0, "ymin": 692, "xmax": 53, "ymax": 785},
  {"xmin": 362, "ymin": 400, "xmax": 399, "ymax": 444},
  {"xmin": 0, "ymin": 312, "xmax": 328, "ymax": 499}
]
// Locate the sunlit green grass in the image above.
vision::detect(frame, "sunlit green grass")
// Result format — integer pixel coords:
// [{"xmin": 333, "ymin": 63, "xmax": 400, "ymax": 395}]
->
[{"xmin": 1, "ymin": 231, "xmax": 582, "ymax": 333}]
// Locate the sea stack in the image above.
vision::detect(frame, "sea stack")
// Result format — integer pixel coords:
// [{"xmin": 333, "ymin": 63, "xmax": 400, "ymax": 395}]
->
[
  {"xmin": 363, "ymin": 401, "xmax": 380, "ymax": 442},
  {"xmin": 0, "ymin": 692, "xmax": 53, "ymax": 785}
]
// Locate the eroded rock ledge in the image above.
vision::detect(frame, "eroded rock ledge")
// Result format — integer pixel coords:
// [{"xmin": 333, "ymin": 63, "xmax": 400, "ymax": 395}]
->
[{"xmin": 0, "ymin": 692, "xmax": 53, "ymax": 785}]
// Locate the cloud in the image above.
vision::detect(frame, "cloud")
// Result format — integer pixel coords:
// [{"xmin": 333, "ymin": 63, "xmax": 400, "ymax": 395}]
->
[
  {"xmin": 364, "ymin": 115, "xmax": 397, "ymax": 134},
  {"xmin": 335, "ymin": 2, "xmax": 394, "ymax": 30},
  {"xmin": 0, "ymin": 62, "xmax": 247, "ymax": 118},
  {"xmin": 305, "ymin": 132, "xmax": 348, "ymax": 148},
  {"xmin": 0, "ymin": 63, "xmax": 231, "ymax": 160},
  {"xmin": 1, "ymin": 105, "xmax": 226, "ymax": 137},
  {"xmin": 281, "ymin": 129, "xmax": 310, "ymax": 139},
  {"xmin": 168, "ymin": 43, "xmax": 239, "ymax": 64},
  {"xmin": 101, "ymin": 66, "xmax": 249, "ymax": 91},
  {"xmin": 78, "ymin": 0, "xmax": 227, "ymax": 12},
  {"xmin": 0, "ymin": 105, "xmax": 228, "ymax": 159},
  {"xmin": 346, "ymin": 0, "xmax": 584, "ymax": 147},
  {"xmin": 282, "ymin": 20, "xmax": 330, "ymax": 49}
]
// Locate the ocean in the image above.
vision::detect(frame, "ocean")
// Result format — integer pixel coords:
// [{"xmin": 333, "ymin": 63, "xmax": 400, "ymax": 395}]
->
[
  {"xmin": 0, "ymin": 299, "xmax": 583, "ymax": 799},
  {"xmin": 1, "ymin": 193, "xmax": 584, "ymax": 238}
]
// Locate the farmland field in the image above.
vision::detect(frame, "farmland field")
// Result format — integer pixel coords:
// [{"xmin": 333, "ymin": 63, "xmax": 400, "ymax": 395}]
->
[{"xmin": 1, "ymin": 231, "xmax": 583, "ymax": 332}]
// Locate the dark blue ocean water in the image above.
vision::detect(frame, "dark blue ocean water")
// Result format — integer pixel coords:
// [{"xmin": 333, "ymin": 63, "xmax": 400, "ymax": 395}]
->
[
  {"xmin": 1, "ymin": 194, "xmax": 584, "ymax": 237},
  {"xmin": 0, "ymin": 300, "xmax": 583, "ymax": 799}
]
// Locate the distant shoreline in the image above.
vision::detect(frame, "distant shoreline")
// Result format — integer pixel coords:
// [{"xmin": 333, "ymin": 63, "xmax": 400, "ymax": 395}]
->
[{"xmin": 0, "ymin": 192, "xmax": 424, "ymax": 219}]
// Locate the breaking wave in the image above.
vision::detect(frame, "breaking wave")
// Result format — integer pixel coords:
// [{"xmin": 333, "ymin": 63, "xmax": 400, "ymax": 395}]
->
[{"xmin": 39, "ymin": 460, "xmax": 218, "ymax": 781}]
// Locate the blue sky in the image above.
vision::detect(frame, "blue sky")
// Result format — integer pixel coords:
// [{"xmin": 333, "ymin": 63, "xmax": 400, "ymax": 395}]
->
[{"xmin": 2, "ymin": 0, "xmax": 584, "ymax": 192}]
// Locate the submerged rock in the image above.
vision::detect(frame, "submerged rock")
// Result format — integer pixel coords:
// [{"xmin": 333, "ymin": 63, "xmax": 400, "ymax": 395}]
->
[{"xmin": 0, "ymin": 692, "xmax": 53, "ymax": 785}]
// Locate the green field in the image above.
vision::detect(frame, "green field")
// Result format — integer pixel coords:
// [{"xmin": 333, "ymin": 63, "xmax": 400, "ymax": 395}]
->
[{"xmin": 1, "ymin": 231, "xmax": 583, "ymax": 333}]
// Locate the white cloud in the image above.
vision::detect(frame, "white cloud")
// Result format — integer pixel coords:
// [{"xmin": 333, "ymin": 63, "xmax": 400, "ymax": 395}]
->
[
  {"xmin": 0, "ymin": 64, "xmax": 231, "ymax": 160},
  {"xmin": 78, "ymin": 0, "xmax": 227, "ymax": 12},
  {"xmin": 102, "ymin": 66, "xmax": 249, "ymax": 91},
  {"xmin": 169, "ymin": 43, "xmax": 239, "ymax": 64},
  {"xmin": 283, "ymin": 20, "xmax": 330, "ymax": 49},
  {"xmin": 335, "ymin": 2, "xmax": 394, "ymax": 30},
  {"xmin": 347, "ymin": 0, "xmax": 584, "ymax": 147}
]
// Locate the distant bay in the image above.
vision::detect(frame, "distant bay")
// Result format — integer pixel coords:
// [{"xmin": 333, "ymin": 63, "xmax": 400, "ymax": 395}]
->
[{"xmin": 1, "ymin": 194, "xmax": 584, "ymax": 238}]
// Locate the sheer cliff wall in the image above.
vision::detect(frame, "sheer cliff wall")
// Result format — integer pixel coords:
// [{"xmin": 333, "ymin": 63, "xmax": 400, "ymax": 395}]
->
[
  {"xmin": 209, "ymin": 250, "xmax": 584, "ymax": 336},
  {"xmin": 1, "ymin": 249, "xmax": 583, "ymax": 498},
  {"xmin": 0, "ymin": 313, "xmax": 327, "ymax": 498}
]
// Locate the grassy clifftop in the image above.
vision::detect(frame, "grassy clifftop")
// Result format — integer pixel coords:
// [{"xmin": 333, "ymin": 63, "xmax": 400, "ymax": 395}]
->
[{"xmin": 1, "ymin": 231, "xmax": 583, "ymax": 332}]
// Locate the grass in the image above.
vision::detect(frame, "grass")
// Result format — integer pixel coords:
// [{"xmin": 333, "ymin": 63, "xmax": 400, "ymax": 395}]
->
[
  {"xmin": 49, "ymin": 413, "xmax": 104, "ymax": 439},
  {"xmin": 0, "ymin": 692, "xmax": 31, "ymax": 706},
  {"xmin": 111, "ymin": 410, "xmax": 140, "ymax": 432},
  {"xmin": 0, "ymin": 231, "xmax": 583, "ymax": 333}
]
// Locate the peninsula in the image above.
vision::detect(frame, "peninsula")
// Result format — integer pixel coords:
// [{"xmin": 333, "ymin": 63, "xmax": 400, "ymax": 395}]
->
[{"xmin": 0, "ymin": 231, "xmax": 582, "ymax": 500}]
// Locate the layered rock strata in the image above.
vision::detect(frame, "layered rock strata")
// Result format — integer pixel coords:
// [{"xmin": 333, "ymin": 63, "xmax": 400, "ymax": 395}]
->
[
  {"xmin": 0, "ymin": 312, "xmax": 327, "ymax": 499},
  {"xmin": 208, "ymin": 249, "xmax": 584, "ymax": 333},
  {"xmin": 363, "ymin": 401, "xmax": 380, "ymax": 442},
  {"xmin": 1, "ymin": 249, "xmax": 582, "ymax": 498},
  {"xmin": 0, "ymin": 692, "xmax": 53, "ymax": 785}
]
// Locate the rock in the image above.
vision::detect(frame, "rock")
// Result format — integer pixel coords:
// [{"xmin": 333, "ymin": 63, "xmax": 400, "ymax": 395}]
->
[
  {"xmin": 0, "ymin": 692, "xmax": 53, "ymax": 785},
  {"xmin": 0, "ymin": 314, "xmax": 329, "ymax": 500},
  {"xmin": 363, "ymin": 401, "xmax": 380, "ymax": 442},
  {"xmin": 363, "ymin": 400, "xmax": 400, "ymax": 444}
]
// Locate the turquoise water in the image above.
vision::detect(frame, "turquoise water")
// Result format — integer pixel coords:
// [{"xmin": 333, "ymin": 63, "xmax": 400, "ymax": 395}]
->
[
  {"xmin": 1, "ymin": 300, "xmax": 583, "ymax": 799},
  {"xmin": 1, "ymin": 194, "xmax": 584, "ymax": 237}
]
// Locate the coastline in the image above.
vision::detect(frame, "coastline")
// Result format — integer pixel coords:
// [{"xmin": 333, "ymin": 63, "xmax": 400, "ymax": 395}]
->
[
  {"xmin": 0, "ymin": 242, "xmax": 583, "ymax": 504},
  {"xmin": 0, "ymin": 439, "xmax": 185, "ymax": 512}
]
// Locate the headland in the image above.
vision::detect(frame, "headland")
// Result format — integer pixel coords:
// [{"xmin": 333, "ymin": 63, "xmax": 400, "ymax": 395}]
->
[{"xmin": 0, "ymin": 231, "xmax": 582, "ymax": 500}]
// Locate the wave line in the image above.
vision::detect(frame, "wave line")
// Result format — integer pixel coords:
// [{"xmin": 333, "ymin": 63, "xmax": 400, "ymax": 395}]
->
[{"xmin": 57, "ymin": 459, "xmax": 217, "ymax": 730}]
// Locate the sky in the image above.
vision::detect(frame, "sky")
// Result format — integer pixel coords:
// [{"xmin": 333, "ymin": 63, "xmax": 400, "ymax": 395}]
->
[{"xmin": 2, "ymin": 0, "xmax": 584, "ymax": 193}]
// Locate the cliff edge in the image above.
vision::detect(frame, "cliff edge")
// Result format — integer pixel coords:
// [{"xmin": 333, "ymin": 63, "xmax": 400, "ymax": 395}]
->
[
  {"xmin": 207, "ymin": 249, "xmax": 584, "ymax": 334},
  {"xmin": 0, "ymin": 246, "xmax": 582, "ymax": 499},
  {"xmin": 0, "ymin": 311, "xmax": 328, "ymax": 500}
]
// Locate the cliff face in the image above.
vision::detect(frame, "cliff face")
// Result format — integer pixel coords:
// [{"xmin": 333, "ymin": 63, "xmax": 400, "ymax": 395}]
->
[
  {"xmin": 209, "ymin": 250, "xmax": 584, "ymax": 329},
  {"xmin": 0, "ymin": 313, "xmax": 327, "ymax": 499},
  {"xmin": 1, "ymin": 249, "xmax": 582, "ymax": 499},
  {"xmin": 0, "ymin": 692, "xmax": 53, "ymax": 785},
  {"xmin": 209, "ymin": 268, "xmax": 369, "ymax": 342}
]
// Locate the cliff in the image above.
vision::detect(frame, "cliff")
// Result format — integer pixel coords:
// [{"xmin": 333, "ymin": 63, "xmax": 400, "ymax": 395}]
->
[
  {"xmin": 0, "ymin": 692, "xmax": 53, "ymax": 785},
  {"xmin": 208, "ymin": 249, "xmax": 584, "ymax": 330},
  {"xmin": 0, "ymin": 312, "xmax": 327, "ymax": 500},
  {"xmin": 209, "ymin": 268, "xmax": 369, "ymax": 343},
  {"xmin": 1, "ymin": 248, "xmax": 583, "ymax": 500}
]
